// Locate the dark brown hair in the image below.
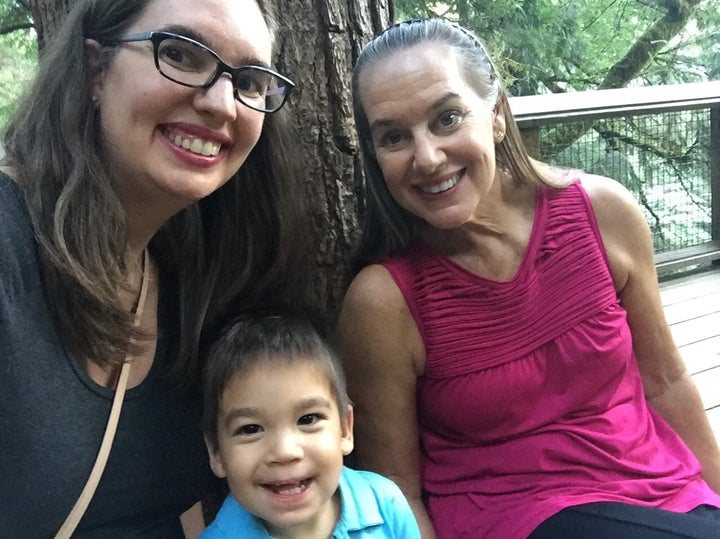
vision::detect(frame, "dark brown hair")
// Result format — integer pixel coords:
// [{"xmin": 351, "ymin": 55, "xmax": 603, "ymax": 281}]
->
[{"xmin": 1, "ymin": 0, "xmax": 309, "ymax": 388}]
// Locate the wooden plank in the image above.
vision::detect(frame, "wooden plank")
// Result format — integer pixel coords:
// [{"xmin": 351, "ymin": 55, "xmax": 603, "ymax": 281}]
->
[
  {"xmin": 654, "ymin": 240, "xmax": 720, "ymax": 274},
  {"xmin": 658, "ymin": 268, "xmax": 720, "ymax": 444},
  {"xmin": 669, "ymin": 312, "xmax": 720, "ymax": 348},
  {"xmin": 706, "ymin": 407, "xmax": 720, "ymax": 444},
  {"xmin": 663, "ymin": 290, "xmax": 720, "ymax": 325},
  {"xmin": 691, "ymin": 366, "xmax": 720, "ymax": 410},
  {"xmin": 678, "ymin": 336, "xmax": 720, "ymax": 375},
  {"xmin": 510, "ymin": 80, "xmax": 720, "ymax": 127},
  {"xmin": 660, "ymin": 268, "xmax": 720, "ymax": 306}
]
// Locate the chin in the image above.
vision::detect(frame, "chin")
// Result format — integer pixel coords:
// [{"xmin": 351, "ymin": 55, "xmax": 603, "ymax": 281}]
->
[
  {"xmin": 425, "ymin": 215, "xmax": 471, "ymax": 230},
  {"xmin": 166, "ymin": 181, "xmax": 224, "ymax": 204}
]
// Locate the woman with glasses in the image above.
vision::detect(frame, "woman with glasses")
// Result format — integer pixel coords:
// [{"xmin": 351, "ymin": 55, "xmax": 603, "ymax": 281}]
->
[
  {"xmin": 338, "ymin": 18, "xmax": 720, "ymax": 539},
  {"xmin": 0, "ymin": 0, "xmax": 306, "ymax": 537}
]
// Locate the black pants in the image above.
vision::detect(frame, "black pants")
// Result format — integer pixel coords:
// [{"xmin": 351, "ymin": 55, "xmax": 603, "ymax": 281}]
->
[{"xmin": 529, "ymin": 503, "xmax": 720, "ymax": 538}]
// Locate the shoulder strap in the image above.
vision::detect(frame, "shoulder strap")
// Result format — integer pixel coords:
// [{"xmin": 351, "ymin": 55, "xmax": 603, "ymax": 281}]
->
[{"xmin": 55, "ymin": 249, "xmax": 150, "ymax": 539}]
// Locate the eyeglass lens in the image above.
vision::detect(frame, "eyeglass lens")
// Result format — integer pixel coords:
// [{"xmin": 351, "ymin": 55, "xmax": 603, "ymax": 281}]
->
[{"xmin": 156, "ymin": 37, "xmax": 288, "ymax": 112}]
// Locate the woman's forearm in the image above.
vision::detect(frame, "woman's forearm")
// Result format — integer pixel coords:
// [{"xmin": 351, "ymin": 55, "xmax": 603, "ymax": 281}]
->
[{"xmin": 648, "ymin": 372, "xmax": 720, "ymax": 493}]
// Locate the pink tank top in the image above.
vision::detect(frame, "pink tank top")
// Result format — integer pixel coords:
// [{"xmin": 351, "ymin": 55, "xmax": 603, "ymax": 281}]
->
[{"xmin": 382, "ymin": 181, "xmax": 720, "ymax": 538}]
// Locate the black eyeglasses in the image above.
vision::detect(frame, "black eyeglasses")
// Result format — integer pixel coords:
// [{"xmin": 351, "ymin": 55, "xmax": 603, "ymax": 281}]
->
[{"xmin": 104, "ymin": 31, "xmax": 295, "ymax": 113}]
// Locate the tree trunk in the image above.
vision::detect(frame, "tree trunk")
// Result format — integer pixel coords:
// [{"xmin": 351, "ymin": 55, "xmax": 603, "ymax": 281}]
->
[
  {"xmin": 29, "ymin": 0, "xmax": 392, "ymax": 316},
  {"xmin": 600, "ymin": 0, "xmax": 701, "ymax": 89},
  {"xmin": 29, "ymin": 0, "xmax": 71, "ymax": 50},
  {"xmin": 267, "ymin": 0, "xmax": 391, "ymax": 315}
]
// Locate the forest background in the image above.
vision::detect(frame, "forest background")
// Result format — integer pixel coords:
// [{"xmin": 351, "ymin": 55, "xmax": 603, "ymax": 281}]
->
[{"xmin": 1, "ymin": 0, "xmax": 719, "ymax": 312}]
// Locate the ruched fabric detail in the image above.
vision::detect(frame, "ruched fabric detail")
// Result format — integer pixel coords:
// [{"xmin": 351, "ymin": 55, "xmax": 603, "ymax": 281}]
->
[{"xmin": 381, "ymin": 182, "xmax": 720, "ymax": 539}]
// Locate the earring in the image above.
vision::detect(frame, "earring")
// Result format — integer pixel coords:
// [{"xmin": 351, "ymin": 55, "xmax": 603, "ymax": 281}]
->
[{"xmin": 91, "ymin": 96, "xmax": 98, "ymax": 105}]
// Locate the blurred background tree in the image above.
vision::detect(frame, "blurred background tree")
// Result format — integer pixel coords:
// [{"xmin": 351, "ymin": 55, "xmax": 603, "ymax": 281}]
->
[
  {"xmin": 0, "ymin": 1, "xmax": 36, "ymax": 126},
  {"xmin": 394, "ymin": 0, "xmax": 720, "ymax": 94}
]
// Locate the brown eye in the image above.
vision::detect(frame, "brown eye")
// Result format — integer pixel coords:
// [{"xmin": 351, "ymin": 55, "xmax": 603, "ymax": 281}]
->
[
  {"xmin": 438, "ymin": 110, "xmax": 461, "ymax": 128},
  {"xmin": 298, "ymin": 413, "xmax": 320, "ymax": 426},
  {"xmin": 237, "ymin": 424, "xmax": 262, "ymax": 435},
  {"xmin": 158, "ymin": 39, "xmax": 208, "ymax": 72},
  {"xmin": 377, "ymin": 130, "xmax": 405, "ymax": 149}
]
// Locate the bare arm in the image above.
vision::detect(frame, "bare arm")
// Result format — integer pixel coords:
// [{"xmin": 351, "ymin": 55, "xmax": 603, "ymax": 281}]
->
[
  {"xmin": 583, "ymin": 174, "xmax": 720, "ymax": 493},
  {"xmin": 337, "ymin": 265, "xmax": 437, "ymax": 538}
]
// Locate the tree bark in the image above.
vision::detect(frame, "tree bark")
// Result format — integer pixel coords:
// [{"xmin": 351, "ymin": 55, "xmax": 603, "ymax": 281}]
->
[
  {"xmin": 265, "ymin": 0, "xmax": 391, "ymax": 315},
  {"xmin": 28, "ymin": 0, "xmax": 70, "ymax": 50},
  {"xmin": 600, "ymin": 0, "xmax": 702, "ymax": 89}
]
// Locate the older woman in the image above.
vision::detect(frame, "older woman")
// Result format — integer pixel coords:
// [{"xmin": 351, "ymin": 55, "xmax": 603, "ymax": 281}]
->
[{"xmin": 339, "ymin": 17, "xmax": 720, "ymax": 539}]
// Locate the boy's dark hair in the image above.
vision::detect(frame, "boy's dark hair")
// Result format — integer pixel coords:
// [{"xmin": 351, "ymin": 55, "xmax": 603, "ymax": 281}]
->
[{"xmin": 202, "ymin": 306, "xmax": 350, "ymax": 448}]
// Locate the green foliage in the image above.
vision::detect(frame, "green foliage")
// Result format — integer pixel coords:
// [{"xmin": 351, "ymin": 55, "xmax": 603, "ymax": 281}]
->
[
  {"xmin": 394, "ymin": 0, "xmax": 720, "ymax": 95},
  {"xmin": 0, "ymin": 1, "xmax": 37, "ymax": 128}
]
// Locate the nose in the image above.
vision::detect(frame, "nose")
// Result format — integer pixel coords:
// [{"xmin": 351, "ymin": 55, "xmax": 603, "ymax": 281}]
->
[
  {"xmin": 267, "ymin": 430, "xmax": 304, "ymax": 464},
  {"xmin": 412, "ymin": 132, "xmax": 446, "ymax": 174},
  {"xmin": 194, "ymin": 74, "xmax": 238, "ymax": 122}
]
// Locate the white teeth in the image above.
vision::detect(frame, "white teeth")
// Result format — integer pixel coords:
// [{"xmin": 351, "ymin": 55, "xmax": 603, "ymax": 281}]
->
[
  {"xmin": 190, "ymin": 139, "xmax": 203, "ymax": 153},
  {"xmin": 170, "ymin": 133, "xmax": 220, "ymax": 157},
  {"xmin": 278, "ymin": 484, "xmax": 305, "ymax": 495},
  {"xmin": 423, "ymin": 175, "xmax": 459, "ymax": 194},
  {"xmin": 200, "ymin": 141, "xmax": 218, "ymax": 156},
  {"xmin": 269, "ymin": 480, "xmax": 309, "ymax": 496}
]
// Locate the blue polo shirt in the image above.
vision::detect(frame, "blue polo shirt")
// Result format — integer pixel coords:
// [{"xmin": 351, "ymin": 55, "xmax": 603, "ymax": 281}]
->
[{"xmin": 200, "ymin": 466, "xmax": 421, "ymax": 538}]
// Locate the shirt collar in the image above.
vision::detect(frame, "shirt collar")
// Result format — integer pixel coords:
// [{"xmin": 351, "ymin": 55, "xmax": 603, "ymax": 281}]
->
[{"xmin": 335, "ymin": 467, "xmax": 384, "ymax": 533}]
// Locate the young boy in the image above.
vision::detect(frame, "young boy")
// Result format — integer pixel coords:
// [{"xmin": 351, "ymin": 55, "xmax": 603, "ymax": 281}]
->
[{"xmin": 200, "ymin": 308, "xmax": 421, "ymax": 539}]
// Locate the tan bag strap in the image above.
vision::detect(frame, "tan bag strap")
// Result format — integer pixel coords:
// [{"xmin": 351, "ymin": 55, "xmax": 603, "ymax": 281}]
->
[{"xmin": 55, "ymin": 249, "xmax": 150, "ymax": 539}]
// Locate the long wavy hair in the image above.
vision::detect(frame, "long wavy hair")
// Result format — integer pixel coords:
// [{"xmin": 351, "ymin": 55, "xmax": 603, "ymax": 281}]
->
[
  {"xmin": 351, "ymin": 17, "xmax": 556, "ymax": 268},
  {"xmin": 1, "ymin": 0, "xmax": 309, "ymax": 388}
]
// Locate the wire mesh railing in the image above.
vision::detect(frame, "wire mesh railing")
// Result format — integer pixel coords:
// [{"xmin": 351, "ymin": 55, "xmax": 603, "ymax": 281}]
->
[
  {"xmin": 510, "ymin": 81, "xmax": 720, "ymax": 276},
  {"xmin": 541, "ymin": 110, "xmax": 712, "ymax": 254}
]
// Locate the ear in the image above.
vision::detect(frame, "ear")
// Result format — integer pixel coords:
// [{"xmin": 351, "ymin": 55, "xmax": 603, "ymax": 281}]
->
[
  {"xmin": 340, "ymin": 405, "xmax": 355, "ymax": 456},
  {"xmin": 204, "ymin": 435, "xmax": 228, "ymax": 479},
  {"xmin": 85, "ymin": 39, "xmax": 106, "ymax": 102},
  {"xmin": 492, "ymin": 100, "xmax": 507, "ymax": 144}
]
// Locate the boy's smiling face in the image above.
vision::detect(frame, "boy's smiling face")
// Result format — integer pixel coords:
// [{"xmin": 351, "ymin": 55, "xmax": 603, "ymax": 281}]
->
[{"xmin": 207, "ymin": 359, "xmax": 354, "ymax": 538}]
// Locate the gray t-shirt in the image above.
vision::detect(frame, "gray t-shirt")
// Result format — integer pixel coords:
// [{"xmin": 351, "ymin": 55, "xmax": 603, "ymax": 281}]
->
[{"xmin": 0, "ymin": 172, "xmax": 215, "ymax": 537}]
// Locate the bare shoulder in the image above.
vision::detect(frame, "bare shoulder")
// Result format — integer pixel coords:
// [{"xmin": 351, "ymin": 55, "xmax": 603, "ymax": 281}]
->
[
  {"xmin": 338, "ymin": 263, "xmax": 424, "ymax": 375},
  {"xmin": 341, "ymin": 264, "xmax": 407, "ymax": 312},
  {"xmin": 578, "ymin": 173, "xmax": 641, "ymax": 217},
  {"xmin": 578, "ymin": 173, "xmax": 654, "ymax": 289},
  {"xmin": 578, "ymin": 173, "xmax": 650, "ymax": 242}
]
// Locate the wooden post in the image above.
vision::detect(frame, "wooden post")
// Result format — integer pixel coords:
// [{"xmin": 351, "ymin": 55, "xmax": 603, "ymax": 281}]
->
[{"xmin": 711, "ymin": 105, "xmax": 720, "ymax": 242}]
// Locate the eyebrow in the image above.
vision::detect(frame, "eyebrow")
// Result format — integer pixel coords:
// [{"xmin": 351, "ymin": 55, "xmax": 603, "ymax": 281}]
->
[
  {"xmin": 157, "ymin": 24, "xmax": 271, "ymax": 69},
  {"xmin": 296, "ymin": 397, "xmax": 334, "ymax": 411},
  {"xmin": 369, "ymin": 91, "xmax": 462, "ymax": 132}
]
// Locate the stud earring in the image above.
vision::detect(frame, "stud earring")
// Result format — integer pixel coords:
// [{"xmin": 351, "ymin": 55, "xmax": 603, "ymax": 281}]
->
[{"xmin": 91, "ymin": 96, "xmax": 98, "ymax": 105}]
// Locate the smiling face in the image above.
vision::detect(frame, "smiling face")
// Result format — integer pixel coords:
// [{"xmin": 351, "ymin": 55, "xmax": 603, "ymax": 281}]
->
[
  {"xmin": 358, "ymin": 43, "xmax": 506, "ymax": 231},
  {"xmin": 207, "ymin": 360, "xmax": 354, "ymax": 538},
  {"xmin": 90, "ymin": 0, "xmax": 272, "ymax": 221}
]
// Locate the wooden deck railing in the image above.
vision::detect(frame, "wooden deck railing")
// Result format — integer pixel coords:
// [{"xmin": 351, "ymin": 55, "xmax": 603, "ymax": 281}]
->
[{"xmin": 508, "ymin": 81, "xmax": 720, "ymax": 274}]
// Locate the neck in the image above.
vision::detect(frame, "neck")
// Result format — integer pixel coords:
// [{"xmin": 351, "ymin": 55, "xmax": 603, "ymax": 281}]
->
[{"xmin": 421, "ymin": 178, "xmax": 535, "ymax": 253}]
